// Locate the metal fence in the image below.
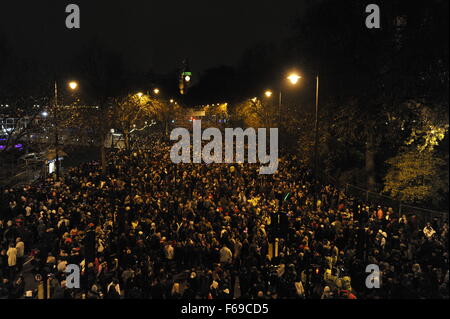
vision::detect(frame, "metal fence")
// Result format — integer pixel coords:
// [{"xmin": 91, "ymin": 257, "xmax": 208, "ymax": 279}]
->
[
  {"xmin": 345, "ymin": 184, "xmax": 399, "ymax": 209},
  {"xmin": 318, "ymin": 172, "xmax": 448, "ymax": 226}
]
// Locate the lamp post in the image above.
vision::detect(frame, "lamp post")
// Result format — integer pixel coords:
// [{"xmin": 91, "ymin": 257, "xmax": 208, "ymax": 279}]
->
[
  {"xmin": 278, "ymin": 91, "xmax": 282, "ymax": 123},
  {"xmin": 285, "ymin": 73, "xmax": 302, "ymax": 122},
  {"xmin": 53, "ymin": 82, "xmax": 59, "ymax": 180},
  {"xmin": 285, "ymin": 73, "xmax": 319, "ymax": 187},
  {"xmin": 263, "ymin": 73, "xmax": 301, "ymax": 127},
  {"xmin": 279, "ymin": 73, "xmax": 319, "ymax": 184},
  {"xmin": 53, "ymin": 81, "xmax": 78, "ymax": 180},
  {"xmin": 313, "ymin": 75, "xmax": 319, "ymax": 187}
]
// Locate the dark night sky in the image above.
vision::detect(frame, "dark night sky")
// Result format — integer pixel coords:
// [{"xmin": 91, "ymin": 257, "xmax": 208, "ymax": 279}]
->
[{"xmin": 0, "ymin": 0, "xmax": 313, "ymax": 75}]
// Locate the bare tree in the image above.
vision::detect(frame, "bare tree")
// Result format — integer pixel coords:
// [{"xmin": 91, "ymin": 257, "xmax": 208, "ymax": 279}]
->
[{"xmin": 111, "ymin": 93, "xmax": 151, "ymax": 150}]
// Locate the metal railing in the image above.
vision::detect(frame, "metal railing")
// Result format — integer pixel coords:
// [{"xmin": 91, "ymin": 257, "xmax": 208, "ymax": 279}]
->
[{"xmin": 318, "ymin": 171, "xmax": 448, "ymax": 226}]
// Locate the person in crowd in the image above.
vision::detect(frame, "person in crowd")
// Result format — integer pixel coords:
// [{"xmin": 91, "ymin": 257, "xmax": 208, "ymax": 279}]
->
[
  {"xmin": 423, "ymin": 223, "xmax": 436, "ymax": 240},
  {"xmin": 15, "ymin": 238, "xmax": 25, "ymax": 272},
  {"xmin": 6, "ymin": 243, "xmax": 17, "ymax": 280}
]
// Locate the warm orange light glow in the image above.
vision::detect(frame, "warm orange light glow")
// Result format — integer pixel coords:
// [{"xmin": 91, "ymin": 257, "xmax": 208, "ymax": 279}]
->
[
  {"xmin": 68, "ymin": 81, "xmax": 78, "ymax": 90},
  {"xmin": 265, "ymin": 90, "xmax": 273, "ymax": 98},
  {"xmin": 287, "ymin": 73, "xmax": 301, "ymax": 85}
]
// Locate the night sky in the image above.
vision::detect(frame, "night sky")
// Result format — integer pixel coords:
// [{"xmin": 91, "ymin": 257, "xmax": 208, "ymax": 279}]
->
[{"xmin": 0, "ymin": 0, "xmax": 314, "ymax": 75}]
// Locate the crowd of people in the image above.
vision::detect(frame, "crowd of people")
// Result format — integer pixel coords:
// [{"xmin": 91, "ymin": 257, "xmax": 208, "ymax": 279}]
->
[{"xmin": 0, "ymin": 137, "xmax": 448, "ymax": 299}]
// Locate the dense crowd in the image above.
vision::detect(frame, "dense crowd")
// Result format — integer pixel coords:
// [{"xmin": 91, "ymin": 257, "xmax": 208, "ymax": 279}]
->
[{"xmin": 0, "ymin": 138, "xmax": 448, "ymax": 299}]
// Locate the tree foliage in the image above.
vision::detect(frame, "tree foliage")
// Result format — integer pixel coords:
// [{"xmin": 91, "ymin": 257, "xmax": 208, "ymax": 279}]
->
[
  {"xmin": 383, "ymin": 148, "xmax": 448, "ymax": 205},
  {"xmin": 402, "ymin": 100, "xmax": 449, "ymax": 152},
  {"xmin": 234, "ymin": 98, "xmax": 278, "ymax": 128}
]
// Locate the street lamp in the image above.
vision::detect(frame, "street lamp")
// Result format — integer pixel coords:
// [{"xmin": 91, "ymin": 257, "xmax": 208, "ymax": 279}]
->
[
  {"xmin": 282, "ymin": 73, "xmax": 320, "ymax": 196},
  {"xmin": 283, "ymin": 73, "xmax": 320, "ymax": 186},
  {"xmin": 287, "ymin": 73, "xmax": 301, "ymax": 85},
  {"xmin": 153, "ymin": 88, "xmax": 160, "ymax": 95},
  {"xmin": 264, "ymin": 90, "xmax": 273, "ymax": 98},
  {"xmin": 69, "ymin": 81, "xmax": 78, "ymax": 90},
  {"xmin": 136, "ymin": 92, "xmax": 143, "ymax": 98},
  {"xmin": 273, "ymin": 73, "xmax": 302, "ymax": 122},
  {"xmin": 53, "ymin": 80, "xmax": 79, "ymax": 179}
]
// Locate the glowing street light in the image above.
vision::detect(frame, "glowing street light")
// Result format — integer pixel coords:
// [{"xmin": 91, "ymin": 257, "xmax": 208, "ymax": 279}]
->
[
  {"xmin": 136, "ymin": 92, "xmax": 143, "ymax": 98},
  {"xmin": 264, "ymin": 90, "xmax": 273, "ymax": 98},
  {"xmin": 153, "ymin": 88, "xmax": 160, "ymax": 95},
  {"xmin": 170, "ymin": 99, "xmax": 174, "ymax": 103},
  {"xmin": 41, "ymin": 111, "xmax": 49, "ymax": 117},
  {"xmin": 287, "ymin": 73, "xmax": 301, "ymax": 85},
  {"xmin": 68, "ymin": 81, "xmax": 78, "ymax": 90}
]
